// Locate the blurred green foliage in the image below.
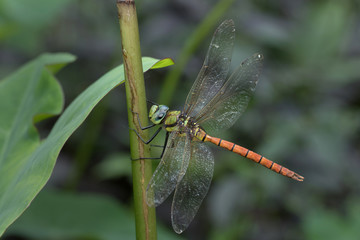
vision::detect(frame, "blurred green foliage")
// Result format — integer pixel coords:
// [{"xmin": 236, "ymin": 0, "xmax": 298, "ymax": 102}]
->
[
  {"xmin": 1, "ymin": 0, "xmax": 360, "ymax": 239},
  {"xmin": 0, "ymin": 0, "xmax": 73, "ymax": 53}
]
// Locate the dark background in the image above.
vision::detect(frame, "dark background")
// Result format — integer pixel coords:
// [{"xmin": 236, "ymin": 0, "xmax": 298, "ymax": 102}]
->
[{"xmin": 1, "ymin": 0, "xmax": 360, "ymax": 239}]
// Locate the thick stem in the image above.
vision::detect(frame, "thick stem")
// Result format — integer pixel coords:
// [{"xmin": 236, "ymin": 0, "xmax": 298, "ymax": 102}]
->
[{"xmin": 117, "ymin": 1, "xmax": 157, "ymax": 239}]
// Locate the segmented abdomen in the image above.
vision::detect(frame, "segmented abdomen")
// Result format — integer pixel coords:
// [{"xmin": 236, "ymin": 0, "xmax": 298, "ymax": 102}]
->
[{"xmin": 203, "ymin": 134, "xmax": 304, "ymax": 181}]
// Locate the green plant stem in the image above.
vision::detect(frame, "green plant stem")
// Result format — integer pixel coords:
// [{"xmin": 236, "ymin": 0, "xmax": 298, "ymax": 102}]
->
[
  {"xmin": 117, "ymin": 1, "xmax": 157, "ymax": 239},
  {"xmin": 157, "ymin": 0, "xmax": 235, "ymax": 105}
]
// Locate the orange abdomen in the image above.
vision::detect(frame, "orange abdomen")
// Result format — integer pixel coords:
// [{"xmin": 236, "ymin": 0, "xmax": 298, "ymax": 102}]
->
[{"xmin": 203, "ymin": 134, "xmax": 304, "ymax": 181}]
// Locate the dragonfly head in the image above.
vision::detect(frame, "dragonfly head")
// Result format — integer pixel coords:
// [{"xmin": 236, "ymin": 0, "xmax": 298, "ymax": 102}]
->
[{"xmin": 149, "ymin": 105, "xmax": 169, "ymax": 125}]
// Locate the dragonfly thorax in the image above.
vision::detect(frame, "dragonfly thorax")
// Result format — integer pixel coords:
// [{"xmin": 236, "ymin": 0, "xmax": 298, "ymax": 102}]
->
[
  {"xmin": 165, "ymin": 112, "xmax": 204, "ymax": 140},
  {"xmin": 149, "ymin": 104, "xmax": 204, "ymax": 139}
]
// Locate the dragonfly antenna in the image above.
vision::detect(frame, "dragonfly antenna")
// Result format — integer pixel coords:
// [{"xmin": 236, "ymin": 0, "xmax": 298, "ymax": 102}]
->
[{"xmin": 147, "ymin": 99, "xmax": 159, "ymax": 106}]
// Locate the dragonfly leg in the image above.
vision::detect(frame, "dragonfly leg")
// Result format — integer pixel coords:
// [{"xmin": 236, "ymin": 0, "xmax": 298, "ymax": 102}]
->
[
  {"xmin": 131, "ymin": 126, "xmax": 162, "ymax": 144},
  {"xmin": 131, "ymin": 132, "xmax": 169, "ymax": 161},
  {"xmin": 131, "ymin": 109, "xmax": 156, "ymax": 130},
  {"xmin": 159, "ymin": 131, "xmax": 169, "ymax": 159},
  {"xmin": 146, "ymin": 99, "xmax": 159, "ymax": 106},
  {"xmin": 150, "ymin": 144, "xmax": 165, "ymax": 148},
  {"xmin": 131, "ymin": 156, "xmax": 161, "ymax": 161}
]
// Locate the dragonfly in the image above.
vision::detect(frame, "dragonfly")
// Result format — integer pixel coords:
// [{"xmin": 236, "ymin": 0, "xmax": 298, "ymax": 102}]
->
[{"xmin": 135, "ymin": 19, "xmax": 304, "ymax": 234}]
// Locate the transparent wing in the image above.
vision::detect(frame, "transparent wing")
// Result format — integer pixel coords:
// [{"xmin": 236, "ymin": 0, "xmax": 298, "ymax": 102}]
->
[
  {"xmin": 184, "ymin": 20, "xmax": 235, "ymax": 117},
  {"xmin": 171, "ymin": 141, "xmax": 214, "ymax": 234},
  {"xmin": 146, "ymin": 131, "xmax": 191, "ymax": 207},
  {"xmin": 195, "ymin": 53, "xmax": 263, "ymax": 134}
]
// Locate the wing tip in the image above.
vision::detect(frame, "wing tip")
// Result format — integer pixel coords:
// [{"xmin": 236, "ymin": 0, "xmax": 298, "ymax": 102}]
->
[
  {"xmin": 172, "ymin": 221, "xmax": 187, "ymax": 234},
  {"xmin": 218, "ymin": 19, "xmax": 235, "ymax": 31},
  {"xmin": 254, "ymin": 53, "xmax": 264, "ymax": 60}
]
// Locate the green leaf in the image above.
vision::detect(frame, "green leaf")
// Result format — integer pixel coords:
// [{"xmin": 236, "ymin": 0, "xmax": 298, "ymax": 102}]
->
[
  {"xmin": 148, "ymin": 57, "xmax": 174, "ymax": 69},
  {"xmin": 0, "ymin": 54, "xmax": 174, "ymax": 236},
  {"xmin": 5, "ymin": 190, "xmax": 136, "ymax": 239},
  {"xmin": 6, "ymin": 190, "xmax": 183, "ymax": 240},
  {"xmin": 0, "ymin": 53, "xmax": 75, "ymax": 235}
]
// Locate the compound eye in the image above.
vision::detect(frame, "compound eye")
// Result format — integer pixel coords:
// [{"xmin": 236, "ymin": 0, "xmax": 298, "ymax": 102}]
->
[
  {"xmin": 149, "ymin": 105, "xmax": 159, "ymax": 118},
  {"xmin": 156, "ymin": 113, "xmax": 164, "ymax": 121},
  {"xmin": 149, "ymin": 104, "xmax": 169, "ymax": 124}
]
